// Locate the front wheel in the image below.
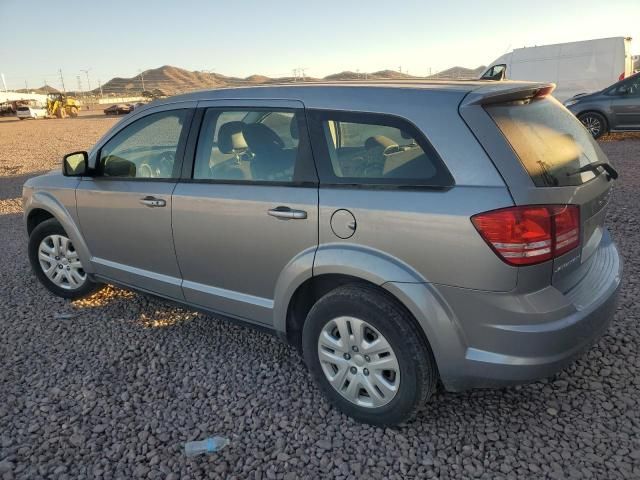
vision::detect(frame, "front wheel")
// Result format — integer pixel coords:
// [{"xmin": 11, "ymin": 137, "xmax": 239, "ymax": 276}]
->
[
  {"xmin": 28, "ymin": 219, "xmax": 101, "ymax": 299},
  {"xmin": 579, "ymin": 112, "xmax": 607, "ymax": 139},
  {"xmin": 302, "ymin": 285, "xmax": 437, "ymax": 426}
]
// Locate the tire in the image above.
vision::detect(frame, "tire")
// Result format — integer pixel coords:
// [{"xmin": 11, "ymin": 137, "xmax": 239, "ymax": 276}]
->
[
  {"xmin": 578, "ymin": 112, "xmax": 607, "ymax": 139},
  {"xmin": 28, "ymin": 218, "xmax": 101, "ymax": 299},
  {"xmin": 302, "ymin": 284, "xmax": 437, "ymax": 426},
  {"xmin": 70, "ymin": 106, "xmax": 78, "ymax": 117}
]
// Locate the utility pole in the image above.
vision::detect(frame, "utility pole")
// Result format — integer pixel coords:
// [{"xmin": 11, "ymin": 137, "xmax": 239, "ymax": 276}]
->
[
  {"xmin": 138, "ymin": 70, "xmax": 145, "ymax": 91},
  {"xmin": 98, "ymin": 79, "xmax": 103, "ymax": 98},
  {"xmin": 25, "ymin": 80, "xmax": 28, "ymax": 91},
  {"xmin": 59, "ymin": 69, "xmax": 66, "ymax": 93},
  {"xmin": 80, "ymin": 69, "xmax": 91, "ymax": 93},
  {"xmin": 76, "ymin": 75, "xmax": 83, "ymax": 96},
  {"xmin": 204, "ymin": 69, "xmax": 215, "ymax": 87}
]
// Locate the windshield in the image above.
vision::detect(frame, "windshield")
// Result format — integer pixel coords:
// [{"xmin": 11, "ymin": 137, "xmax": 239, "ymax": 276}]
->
[{"xmin": 485, "ymin": 97, "xmax": 606, "ymax": 187}]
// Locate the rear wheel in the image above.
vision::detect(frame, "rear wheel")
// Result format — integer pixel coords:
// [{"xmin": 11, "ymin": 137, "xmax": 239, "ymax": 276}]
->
[
  {"xmin": 70, "ymin": 106, "xmax": 78, "ymax": 117},
  {"xmin": 28, "ymin": 219, "xmax": 101, "ymax": 299},
  {"xmin": 578, "ymin": 112, "xmax": 607, "ymax": 139},
  {"xmin": 302, "ymin": 284, "xmax": 437, "ymax": 426}
]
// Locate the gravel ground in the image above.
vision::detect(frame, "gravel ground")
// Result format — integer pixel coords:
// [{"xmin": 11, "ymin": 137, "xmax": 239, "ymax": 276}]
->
[{"xmin": 1, "ymin": 115, "xmax": 639, "ymax": 479}]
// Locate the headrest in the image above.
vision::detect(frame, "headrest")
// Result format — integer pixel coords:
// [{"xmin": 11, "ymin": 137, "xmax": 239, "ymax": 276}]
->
[
  {"xmin": 365, "ymin": 135, "xmax": 396, "ymax": 150},
  {"xmin": 103, "ymin": 157, "xmax": 136, "ymax": 177},
  {"xmin": 290, "ymin": 115, "xmax": 299, "ymax": 140},
  {"xmin": 243, "ymin": 123, "xmax": 285, "ymax": 154},
  {"xmin": 218, "ymin": 121, "xmax": 248, "ymax": 154}
]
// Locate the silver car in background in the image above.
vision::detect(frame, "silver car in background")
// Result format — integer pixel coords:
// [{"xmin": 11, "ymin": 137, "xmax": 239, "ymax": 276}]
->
[{"xmin": 23, "ymin": 81, "xmax": 622, "ymax": 425}]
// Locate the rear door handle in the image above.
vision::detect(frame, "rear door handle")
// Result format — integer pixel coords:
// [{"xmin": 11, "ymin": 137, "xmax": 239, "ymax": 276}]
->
[
  {"xmin": 140, "ymin": 196, "xmax": 166, "ymax": 208},
  {"xmin": 268, "ymin": 206, "xmax": 307, "ymax": 220}
]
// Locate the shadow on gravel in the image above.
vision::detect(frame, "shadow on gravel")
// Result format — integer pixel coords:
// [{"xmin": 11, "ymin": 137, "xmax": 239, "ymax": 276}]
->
[{"xmin": 0, "ymin": 170, "xmax": 49, "ymax": 200}]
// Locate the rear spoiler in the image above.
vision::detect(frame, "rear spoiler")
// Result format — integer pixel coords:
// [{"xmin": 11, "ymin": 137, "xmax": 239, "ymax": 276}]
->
[{"xmin": 462, "ymin": 82, "xmax": 556, "ymax": 106}]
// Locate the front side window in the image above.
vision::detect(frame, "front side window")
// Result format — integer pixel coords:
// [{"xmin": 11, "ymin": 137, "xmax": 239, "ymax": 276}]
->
[
  {"xmin": 193, "ymin": 109, "xmax": 302, "ymax": 182},
  {"xmin": 99, "ymin": 110, "xmax": 188, "ymax": 179},
  {"xmin": 310, "ymin": 111, "xmax": 453, "ymax": 187},
  {"xmin": 482, "ymin": 64, "xmax": 506, "ymax": 81},
  {"xmin": 610, "ymin": 74, "xmax": 640, "ymax": 96}
]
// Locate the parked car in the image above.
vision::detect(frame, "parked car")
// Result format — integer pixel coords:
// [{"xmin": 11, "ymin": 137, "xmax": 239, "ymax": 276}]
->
[
  {"xmin": 23, "ymin": 82, "xmax": 622, "ymax": 425},
  {"xmin": 16, "ymin": 105, "xmax": 47, "ymax": 119},
  {"xmin": 564, "ymin": 72, "xmax": 640, "ymax": 138},
  {"xmin": 104, "ymin": 104, "xmax": 133, "ymax": 115},
  {"xmin": 481, "ymin": 36, "xmax": 634, "ymax": 102}
]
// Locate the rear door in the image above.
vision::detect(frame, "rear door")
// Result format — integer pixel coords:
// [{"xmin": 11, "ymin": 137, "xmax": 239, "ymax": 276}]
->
[
  {"xmin": 461, "ymin": 88, "xmax": 616, "ymax": 289},
  {"xmin": 171, "ymin": 100, "xmax": 318, "ymax": 326}
]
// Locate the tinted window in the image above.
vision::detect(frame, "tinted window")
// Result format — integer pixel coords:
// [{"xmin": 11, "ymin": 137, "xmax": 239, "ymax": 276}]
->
[
  {"xmin": 194, "ymin": 109, "xmax": 300, "ymax": 182},
  {"xmin": 311, "ymin": 111, "xmax": 452, "ymax": 186},
  {"xmin": 486, "ymin": 97, "xmax": 605, "ymax": 186},
  {"xmin": 99, "ymin": 110, "xmax": 187, "ymax": 179},
  {"xmin": 482, "ymin": 64, "xmax": 506, "ymax": 81},
  {"xmin": 610, "ymin": 74, "xmax": 640, "ymax": 96}
]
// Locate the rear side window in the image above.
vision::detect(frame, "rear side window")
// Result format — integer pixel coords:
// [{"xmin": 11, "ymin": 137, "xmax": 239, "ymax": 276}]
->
[
  {"xmin": 485, "ymin": 97, "xmax": 605, "ymax": 187},
  {"xmin": 193, "ymin": 109, "xmax": 314, "ymax": 183},
  {"xmin": 308, "ymin": 111, "xmax": 453, "ymax": 187}
]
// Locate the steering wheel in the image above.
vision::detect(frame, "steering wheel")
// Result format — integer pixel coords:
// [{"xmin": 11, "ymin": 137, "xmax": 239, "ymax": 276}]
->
[
  {"xmin": 137, "ymin": 163, "xmax": 153, "ymax": 178},
  {"xmin": 157, "ymin": 151, "xmax": 175, "ymax": 177}
]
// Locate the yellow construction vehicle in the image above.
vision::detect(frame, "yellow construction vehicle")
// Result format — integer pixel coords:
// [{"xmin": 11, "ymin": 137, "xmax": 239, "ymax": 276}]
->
[{"xmin": 46, "ymin": 93, "xmax": 80, "ymax": 118}]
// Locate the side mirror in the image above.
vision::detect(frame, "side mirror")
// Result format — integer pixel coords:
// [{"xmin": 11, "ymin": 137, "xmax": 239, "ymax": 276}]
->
[{"xmin": 62, "ymin": 151, "xmax": 89, "ymax": 176}]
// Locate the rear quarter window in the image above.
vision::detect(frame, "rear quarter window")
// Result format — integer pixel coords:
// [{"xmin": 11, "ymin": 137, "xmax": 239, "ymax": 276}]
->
[{"xmin": 485, "ymin": 97, "xmax": 606, "ymax": 187}]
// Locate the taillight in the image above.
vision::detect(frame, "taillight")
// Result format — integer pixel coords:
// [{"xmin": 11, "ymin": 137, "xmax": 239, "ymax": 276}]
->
[{"xmin": 471, "ymin": 205, "xmax": 580, "ymax": 266}]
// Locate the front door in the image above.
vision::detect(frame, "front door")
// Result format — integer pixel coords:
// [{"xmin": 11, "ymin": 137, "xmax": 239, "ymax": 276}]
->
[
  {"xmin": 609, "ymin": 74, "xmax": 640, "ymax": 129},
  {"xmin": 172, "ymin": 101, "xmax": 318, "ymax": 326},
  {"xmin": 76, "ymin": 106, "xmax": 193, "ymax": 298}
]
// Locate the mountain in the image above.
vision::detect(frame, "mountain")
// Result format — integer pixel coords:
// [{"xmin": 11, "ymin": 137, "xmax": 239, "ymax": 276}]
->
[
  {"xmin": 426, "ymin": 65, "xmax": 486, "ymax": 79},
  {"xmin": 15, "ymin": 85, "xmax": 60, "ymax": 95},
  {"xmin": 94, "ymin": 64, "xmax": 486, "ymax": 97}
]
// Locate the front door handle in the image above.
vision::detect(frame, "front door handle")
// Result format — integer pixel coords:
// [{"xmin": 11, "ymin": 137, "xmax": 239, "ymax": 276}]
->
[
  {"xmin": 140, "ymin": 196, "xmax": 166, "ymax": 208},
  {"xmin": 268, "ymin": 206, "xmax": 307, "ymax": 220}
]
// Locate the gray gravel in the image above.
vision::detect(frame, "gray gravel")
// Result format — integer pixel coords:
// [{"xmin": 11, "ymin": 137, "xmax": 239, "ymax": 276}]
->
[{"xmin": 1, "ymin": 116, "xmax": 640, "ymax": 479}]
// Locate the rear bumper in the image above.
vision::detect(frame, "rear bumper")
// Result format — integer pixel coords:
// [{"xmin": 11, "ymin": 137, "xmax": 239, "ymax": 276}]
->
[{"xmin": 433, "ymin": 229, "xmax": 622, "ymax": 391}]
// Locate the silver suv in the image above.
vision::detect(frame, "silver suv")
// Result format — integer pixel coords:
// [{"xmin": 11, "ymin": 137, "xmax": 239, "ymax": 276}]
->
[{"xmin": 23, "ymin": 82, "xmax": 622, "ymax": 425}]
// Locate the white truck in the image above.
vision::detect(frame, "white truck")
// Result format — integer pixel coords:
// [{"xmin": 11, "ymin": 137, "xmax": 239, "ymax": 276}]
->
[{"xmin": 480, "ymin": 37, "xmax": 634, "ymax": 101}]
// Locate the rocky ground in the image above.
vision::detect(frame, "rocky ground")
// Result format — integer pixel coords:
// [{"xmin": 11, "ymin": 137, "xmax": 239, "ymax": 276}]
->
[{"xmin": 0, "ymin": 115, "xmax": 639, "ymax": 479}]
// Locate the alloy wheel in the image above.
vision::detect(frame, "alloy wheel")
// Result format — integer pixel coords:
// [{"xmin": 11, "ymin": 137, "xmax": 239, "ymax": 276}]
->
[{"xmin": 581, "ymin": 115, "xmax": 602, "ymax": 137}]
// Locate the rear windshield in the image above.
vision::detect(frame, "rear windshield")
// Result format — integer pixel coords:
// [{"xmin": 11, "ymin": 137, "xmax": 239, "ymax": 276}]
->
[{"xmin": 485, "ymin": 97, "xmax": 605, "ymax": 187}]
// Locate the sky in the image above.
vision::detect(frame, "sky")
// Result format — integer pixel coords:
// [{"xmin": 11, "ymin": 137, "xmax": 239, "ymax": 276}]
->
[{"xmin": 0, "ymin": 0, "xmax": 638, "ymax": 91}]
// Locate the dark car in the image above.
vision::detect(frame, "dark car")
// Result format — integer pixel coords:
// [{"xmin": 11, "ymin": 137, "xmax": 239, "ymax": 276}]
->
[
  {"xmin": 565, "ymin": 72, "xmax": 640, "ymax": 138},
  {"xmin": 104, "ymin": 104, "xmax": 133, "ymax": 115}
]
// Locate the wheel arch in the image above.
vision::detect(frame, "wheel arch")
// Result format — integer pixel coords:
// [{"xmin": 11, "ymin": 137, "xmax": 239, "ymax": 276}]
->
[
  {"xmin": 24, "ymin": 191, "xmax": 94, "ymax": 274},
  {"xmin": 275, "ymin": 244, "xmax": 466, "ymax": 389},
  {"xmin": 577, "ymin": 109, "xmax": 610, "ymax": 133}
]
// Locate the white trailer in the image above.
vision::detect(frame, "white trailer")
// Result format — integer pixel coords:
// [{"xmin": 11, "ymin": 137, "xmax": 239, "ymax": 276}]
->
[{"xmin": 480, "ymin": 37, "xmax": 634, "ymax": 101}]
